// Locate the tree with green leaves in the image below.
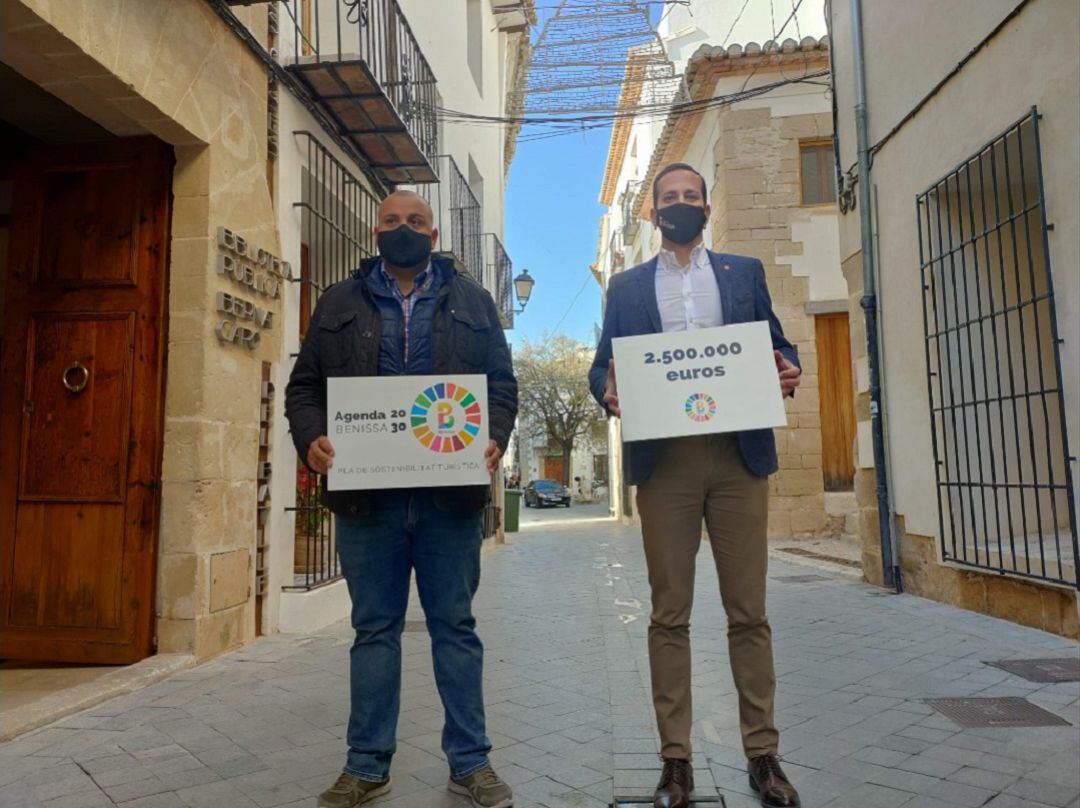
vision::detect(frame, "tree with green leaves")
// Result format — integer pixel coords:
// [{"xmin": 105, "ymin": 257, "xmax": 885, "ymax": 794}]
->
[{"xmin": 514, "ymin": 333, "xmax": 607, "ymax": 487}]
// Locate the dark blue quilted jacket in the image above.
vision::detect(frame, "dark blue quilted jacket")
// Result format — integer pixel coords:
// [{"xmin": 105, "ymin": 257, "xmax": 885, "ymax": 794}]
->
[{"xmin": 367, "ymin": 263, "xmax": 439, "ymax": 376}]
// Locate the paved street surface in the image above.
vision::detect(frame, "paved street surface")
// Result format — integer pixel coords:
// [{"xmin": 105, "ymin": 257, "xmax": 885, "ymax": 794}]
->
[{"xmin": 2, "ymin": 502, "xmax": 1078, "ymax": 808}]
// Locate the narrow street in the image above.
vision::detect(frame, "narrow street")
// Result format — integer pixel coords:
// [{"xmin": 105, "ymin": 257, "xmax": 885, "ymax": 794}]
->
[{"xmin": 1, "ymin": 507, "xmax": 1077, "ymax": 808}]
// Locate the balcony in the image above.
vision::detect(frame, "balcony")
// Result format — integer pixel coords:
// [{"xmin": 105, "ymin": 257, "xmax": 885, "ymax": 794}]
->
[
  {"xmin": 418, "ymin": 154, "xmax": 484, "ymax": 282},
  {"xmin": 484, "ymin": 233, "xmax": 514, "ymax": 330},
  {"xmin": 621, "ymin": 179, "xmax": 643, "ymax": 243},
  {"xmin": 283, "ymin": 0, "xmax": 438, "ymax": 184}
]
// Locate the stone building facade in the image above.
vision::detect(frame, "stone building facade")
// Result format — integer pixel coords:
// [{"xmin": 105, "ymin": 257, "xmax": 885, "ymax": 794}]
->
[
  {"xmin": 0, "ymin": 0, "xmax": 529, "ymax": 667},
  {"xmin": 1, "ymin": 0, "xmax": 282, "ymax": 664},
  {"xmin": 597, "ymin": 38, "xmax": 857, "ymax": 541}
]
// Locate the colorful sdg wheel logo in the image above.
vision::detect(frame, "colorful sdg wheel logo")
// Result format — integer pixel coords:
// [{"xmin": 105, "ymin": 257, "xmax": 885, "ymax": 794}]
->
[
  {"xmin": 411, "ymin": 382, "xmax": 483, "ymax": 453},
  {"xmin": 685, "ymin": 392, "xmax": 717, "ymax": 423}
]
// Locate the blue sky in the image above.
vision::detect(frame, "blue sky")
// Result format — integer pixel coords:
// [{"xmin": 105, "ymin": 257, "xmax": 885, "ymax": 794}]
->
[
  {"xmin": 503, "ymin": 2, "xmax": 656, "ymax": 349},
  {"xmin": 504, "ymin": 126, "xmax": 610, "ymax": 348}
]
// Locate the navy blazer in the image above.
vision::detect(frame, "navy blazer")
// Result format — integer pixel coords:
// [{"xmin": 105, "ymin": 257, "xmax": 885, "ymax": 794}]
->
[{"xmin": 589, "ymin": 250, "xmax": 799, "ymax": 486}]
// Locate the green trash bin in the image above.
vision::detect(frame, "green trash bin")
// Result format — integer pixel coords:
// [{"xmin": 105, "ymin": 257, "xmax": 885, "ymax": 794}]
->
[{"xmin": 503, "ymin": 489, "xmax": 522, "ymax": 533}]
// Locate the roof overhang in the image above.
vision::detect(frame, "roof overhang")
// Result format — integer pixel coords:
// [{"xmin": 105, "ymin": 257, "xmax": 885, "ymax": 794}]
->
[{"xmin": 597, "ymin": 50, "xmax": 654, "ymax": 206}]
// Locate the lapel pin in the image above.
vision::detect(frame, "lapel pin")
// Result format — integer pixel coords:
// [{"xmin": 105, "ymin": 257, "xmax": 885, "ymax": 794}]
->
[{"xmin": 723, "ymin": 264, "xmax": 731, "ymax": 270}]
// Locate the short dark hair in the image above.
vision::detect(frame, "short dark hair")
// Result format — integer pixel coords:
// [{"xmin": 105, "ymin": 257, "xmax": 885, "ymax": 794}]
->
[{"xmin": 652, "ymin": 162, "xmax": 708, "ymax": 207}]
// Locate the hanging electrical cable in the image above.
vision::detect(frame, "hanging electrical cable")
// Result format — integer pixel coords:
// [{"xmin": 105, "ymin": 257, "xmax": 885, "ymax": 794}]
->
[{"xmin": 439, "ymin": 70, "xmax": 827, "ymax": 128}]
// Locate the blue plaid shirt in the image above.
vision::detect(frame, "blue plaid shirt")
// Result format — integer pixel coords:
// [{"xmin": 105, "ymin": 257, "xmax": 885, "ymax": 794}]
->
[{"xmin": 379, "ymin": 260, "xmax": 435, "ymax": 363}]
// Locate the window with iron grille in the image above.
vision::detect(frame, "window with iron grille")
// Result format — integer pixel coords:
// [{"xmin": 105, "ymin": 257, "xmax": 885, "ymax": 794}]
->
[
  {"xmin": 484, "ymin": 232, "xmax": 514, "ymax": 329},
  {"xmin": 294, "ymin": 130, "xmax": 380, "ymax": 338},
  {"xmin": 609, "ymin": 228, "xmax": 624, "ymax": 272},
  {"xmin": 287, "ymin": 131, "xmax": 382, "ymax": 591},
  {"xmin": 418, "ymin": 154, "xmax": 483, "ymax": 282},
  {"xmin": 621, "ymin": 179, "xmax": 643, "ymax": 242},
  {"xmin": 918, "ymin": 108, "xmax": 1077, "ymax": 588}
]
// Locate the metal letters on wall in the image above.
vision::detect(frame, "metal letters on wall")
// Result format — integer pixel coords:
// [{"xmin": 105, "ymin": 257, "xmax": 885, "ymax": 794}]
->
[{"xmin": 215, "ymin": 227, "xmax": 289, "ymax": 351}]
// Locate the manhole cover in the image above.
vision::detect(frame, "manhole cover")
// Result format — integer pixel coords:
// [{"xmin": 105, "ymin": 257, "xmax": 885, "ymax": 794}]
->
[
  {"xmin": 772, "ymin": 574, "xmax": 828, "ymax": 583},
  {"xmin": 925, "ymin": 697, "xmax": 1071, "ymax": 727},
  {"xmin": 985, "ymin": 658, "xmax": 1080, "ymax": 683},
  {"xmin": 403, "ymin": 620, "xmax": 427, "ymax": 633}
]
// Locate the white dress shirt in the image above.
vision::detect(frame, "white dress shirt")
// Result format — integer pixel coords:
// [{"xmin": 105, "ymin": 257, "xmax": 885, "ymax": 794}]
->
[{"xmin": 655, "ymin": 242, "xmax": 723, "ymax": 333}]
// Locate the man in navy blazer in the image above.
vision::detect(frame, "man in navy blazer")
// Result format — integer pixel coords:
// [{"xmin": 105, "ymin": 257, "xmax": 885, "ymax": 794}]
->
[{"xmin": 590, "ymin": 164, "xmax": 802, "ymax": 808}]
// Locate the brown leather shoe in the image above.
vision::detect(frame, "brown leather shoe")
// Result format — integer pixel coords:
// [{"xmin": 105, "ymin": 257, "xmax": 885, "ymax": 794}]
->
[
  {"xmin": 653, "ymin": 758, "xmax": 693, "ymax": 808},
  {"xmin": 748, "ymin": 755, "xmax": 800, "ymax": 807}
]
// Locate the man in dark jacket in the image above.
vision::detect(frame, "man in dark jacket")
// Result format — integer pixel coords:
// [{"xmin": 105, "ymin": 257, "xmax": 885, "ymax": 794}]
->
[
  {"xmin": 589, "ymin": 164, "xmax": 802, "ymax": 808},
  {"xmin": 286, "ymin": 191, "xmax": 517, "ymax": 808}
]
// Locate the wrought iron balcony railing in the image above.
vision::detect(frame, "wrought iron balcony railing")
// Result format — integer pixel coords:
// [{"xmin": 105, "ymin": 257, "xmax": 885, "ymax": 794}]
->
[
  {"xmin": 621, "ymin": 179, "xmax": 643, "ymax": 243},
  {"xmin": 484, "ymin": 233, "xmax": 514, "ymax": 330},
  {"xmin": 283, "ymin": 0, "xmax": 439, "ymax": 184},
  {"xmin": 419, "ymin": 154, "xmax": 484, "ymax": 283}
]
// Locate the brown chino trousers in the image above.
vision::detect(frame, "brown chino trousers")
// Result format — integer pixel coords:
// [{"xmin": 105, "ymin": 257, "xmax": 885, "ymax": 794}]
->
[{"xmin": 636, "ymin": 433, "xmax": 778, "ymax": 761}]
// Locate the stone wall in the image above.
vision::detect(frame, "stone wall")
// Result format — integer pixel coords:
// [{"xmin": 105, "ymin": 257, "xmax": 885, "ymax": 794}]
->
[
  {"xmin": 711, "ymin": 106, "xmax": 840, "ymax": 538},
  {"xmin": 899, "ymin": 519, "xmax": 1078, "ymax": 639},
  {"xmin": 3, "ymin": 0, "xmax": 281, "ymax": 659}
]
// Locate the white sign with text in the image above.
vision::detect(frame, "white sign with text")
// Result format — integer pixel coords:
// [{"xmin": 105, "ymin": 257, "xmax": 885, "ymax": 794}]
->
[
  {"xmin": 327, "ymin": 375, "xmax": 490, "ymax": 490},
  {"xmin": 611, "ymin": 321, "xmax": 788, "ymax": 442}
]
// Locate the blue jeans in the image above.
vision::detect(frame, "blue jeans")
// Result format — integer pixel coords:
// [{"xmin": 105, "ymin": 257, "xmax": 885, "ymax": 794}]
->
[{"xmin": 335, "ymin": 491, "xmax": 491, "ymax": 782}]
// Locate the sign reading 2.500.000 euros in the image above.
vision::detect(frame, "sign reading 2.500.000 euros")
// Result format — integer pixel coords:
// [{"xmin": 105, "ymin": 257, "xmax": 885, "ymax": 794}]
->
[
  {"xmin": 611, "ymin": 321, "xmax": 788, "ymax": 442},
  {"xmin": 327, "ymin": 375, "xmax": 490, "ymax": 491}
]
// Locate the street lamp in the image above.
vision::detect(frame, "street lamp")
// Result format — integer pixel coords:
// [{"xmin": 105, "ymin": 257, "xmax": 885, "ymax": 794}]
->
[{"xmin": 512, "ymin": 268, "xmax": 535, "ymax": 313}]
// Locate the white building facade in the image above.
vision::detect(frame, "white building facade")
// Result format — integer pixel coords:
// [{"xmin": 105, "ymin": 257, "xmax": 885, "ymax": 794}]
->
[
  {"xmin": 829, "ymin": 0, "xmax": 1078, "ymax": 634},
  {"xmin": 263, "ymin": 0, "xmax": 532, "ymax": 635}
]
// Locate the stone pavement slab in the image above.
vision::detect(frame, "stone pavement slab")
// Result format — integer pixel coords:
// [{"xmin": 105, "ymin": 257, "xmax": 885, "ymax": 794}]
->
[{"xmin": 1, "ymin": 503, "xmax": 1077, "ymax": 808}]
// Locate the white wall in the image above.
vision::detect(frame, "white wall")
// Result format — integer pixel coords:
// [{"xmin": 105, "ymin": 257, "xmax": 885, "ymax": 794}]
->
[
  {"xmin": 265, "ymin": 90, "xmax": 387, "ymax": 634},
  {"xmin": 398, "ymin": 0, "xmax": 510, "ymax": 240},
  {"xmin": 831, "ymin": 0, "xmax": 1080, "ymax": 541},
  {"xmin": 247, "ymin": 0, "xmax": 525, "ymax": 635},
  {"xmin": 659, "ymin": 0, "xmax": 828, "ymax": 73}
]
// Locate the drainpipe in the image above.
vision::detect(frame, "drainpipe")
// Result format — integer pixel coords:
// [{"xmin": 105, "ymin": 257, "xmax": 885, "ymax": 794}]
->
[{"xmin": 849, "ymin": 0, "xmax": 901, "ymax": 591}]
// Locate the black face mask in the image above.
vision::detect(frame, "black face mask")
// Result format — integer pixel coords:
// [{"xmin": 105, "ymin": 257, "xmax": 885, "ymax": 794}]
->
[
  {"xmin": 378, "ymin": 225, "xmax": 433, "ymax": 268},
  {"xmin": 656, "ymin": 202, "xmax": 707, "ymax": 245}
]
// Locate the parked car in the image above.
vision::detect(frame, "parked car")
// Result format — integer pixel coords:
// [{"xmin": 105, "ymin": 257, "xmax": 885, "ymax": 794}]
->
[{"xmin": 523, "ymin": 479, "xmax": 571, "ymax": 508}]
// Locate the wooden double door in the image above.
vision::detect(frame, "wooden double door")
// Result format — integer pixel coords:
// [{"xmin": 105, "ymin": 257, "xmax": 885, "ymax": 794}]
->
[{"xmin": 0, "ymin": 138, "xmax": 172, "ymax": 664}]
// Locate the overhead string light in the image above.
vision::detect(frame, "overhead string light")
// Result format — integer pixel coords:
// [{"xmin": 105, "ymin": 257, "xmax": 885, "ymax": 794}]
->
[
  {"xmin": 463, "ymin": 0, "xmax": 825, "ymax": 143},
  {"xmin": 509, "ymin": 0, "xmax": 683, "ymax": 118},
  {"xmin": 437, "ymin": 70, "xmax": 829, "ymax": 136}
]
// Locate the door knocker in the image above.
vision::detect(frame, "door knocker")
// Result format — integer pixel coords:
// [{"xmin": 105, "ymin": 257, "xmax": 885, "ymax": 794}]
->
[{"xmin": 62, "ymin": 361, "xmax": 90, "ymax": 393}]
